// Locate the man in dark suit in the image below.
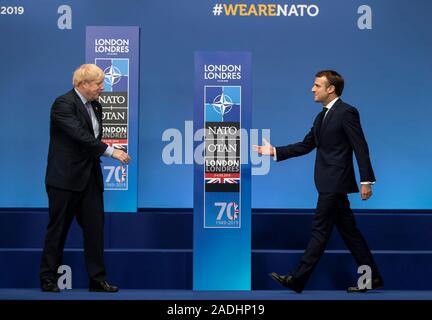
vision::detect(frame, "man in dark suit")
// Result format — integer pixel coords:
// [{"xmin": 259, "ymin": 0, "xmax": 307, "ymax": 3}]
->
[
  {"xmin": 40, "ymin": 64, "xmax": 130, "ymax": 292},
  {"xmin": 254, "ymin": 70, "xmax": 383, "ymax": 293}
]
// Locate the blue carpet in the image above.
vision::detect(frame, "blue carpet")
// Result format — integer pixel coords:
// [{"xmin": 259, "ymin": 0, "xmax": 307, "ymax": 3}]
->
[{"xmin": 0, "ymin": 289, "xmax": 432, "ymax": 300}]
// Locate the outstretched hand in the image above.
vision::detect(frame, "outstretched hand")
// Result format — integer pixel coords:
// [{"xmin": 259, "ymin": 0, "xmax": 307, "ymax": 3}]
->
[
  {"xmin": 112, "ymin": 148, "xmax": 131, "ymax": 164},
  {"xmin": 253, "ymin": 138, "xmax": 274, "ymax": 156}
]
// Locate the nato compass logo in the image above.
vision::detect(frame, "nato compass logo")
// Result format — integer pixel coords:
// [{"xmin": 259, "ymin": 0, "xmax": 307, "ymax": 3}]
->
[
  {"xmin": 95, "ymin": 58, "xmax": 129, "ymax": 92},
  {"xmin": 212, "ymin": 93, "xmax": 233, "ymax": 120},
  {"xmin": 205, "ymin": 86, "xmax": 240, "ymax": 122},
  {"xmin": 104, "ymin": 65, "xmax": 122, "ymax": 86}
]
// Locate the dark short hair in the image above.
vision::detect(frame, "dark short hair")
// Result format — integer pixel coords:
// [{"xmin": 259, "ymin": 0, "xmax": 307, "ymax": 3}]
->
[{"xmin": 315, "ymin": 70, "xmax": 344, "ymax": 96}]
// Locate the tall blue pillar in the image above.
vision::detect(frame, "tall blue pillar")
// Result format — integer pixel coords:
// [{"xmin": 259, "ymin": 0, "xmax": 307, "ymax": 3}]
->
[{"xmin": 193, "ymin": 52, "xmax": 252, "ymax": 290}]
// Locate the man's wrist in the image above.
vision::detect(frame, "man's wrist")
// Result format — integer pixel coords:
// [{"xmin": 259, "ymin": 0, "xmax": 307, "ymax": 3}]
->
[{"xmin": 103, "ymin": 146, "xmax": 114, "ymax": 157}]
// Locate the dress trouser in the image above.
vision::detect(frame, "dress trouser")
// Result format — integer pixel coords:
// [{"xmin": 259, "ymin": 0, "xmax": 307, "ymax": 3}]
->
[
  {"xmin": 293, "ymin": 192, "xmax": 382, "ymax": 287},
  {"xmin": 40, "ymin": 168, "xmax": 106, "ymax": 282}
]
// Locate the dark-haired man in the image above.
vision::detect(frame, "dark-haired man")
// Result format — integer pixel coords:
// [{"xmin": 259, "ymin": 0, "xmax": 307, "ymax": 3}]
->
[{"xmin": 254, "ymin": 70, "xmax": 383, "ymax": 293}]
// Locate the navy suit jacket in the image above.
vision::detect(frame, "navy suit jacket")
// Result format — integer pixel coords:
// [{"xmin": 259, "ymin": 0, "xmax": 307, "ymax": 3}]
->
[
  {"xmin": 45, "ymin": 89, "xmax": 108, "ymax": 192},
  {"xmin": 275, "ymin": 99, "xmax": 375, "ymax": 194}
]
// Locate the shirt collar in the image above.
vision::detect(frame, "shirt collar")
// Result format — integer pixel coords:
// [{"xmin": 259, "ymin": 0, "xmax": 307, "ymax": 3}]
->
[
  {"xmin": 74, "ymin": 88, "xmax": 88, "ymax": 105},
  {"xmin": 323, "ymin": 97, "xmax": 339, "ymax": 111}
]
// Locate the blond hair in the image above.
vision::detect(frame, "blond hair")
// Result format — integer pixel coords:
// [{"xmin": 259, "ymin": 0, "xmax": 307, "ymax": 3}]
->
[{"xmin": 72, "ymin": 64, "xmax": 104, "ymax": 87}]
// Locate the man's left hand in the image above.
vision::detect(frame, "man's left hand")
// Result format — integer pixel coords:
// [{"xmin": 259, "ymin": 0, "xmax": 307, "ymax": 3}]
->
[{"xmin": 361, "ymin": 184, "xmax": 372, "ymax": 200}]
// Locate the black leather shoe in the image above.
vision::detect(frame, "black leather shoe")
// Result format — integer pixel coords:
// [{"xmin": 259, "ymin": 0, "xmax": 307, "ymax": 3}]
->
[
  {"xmin": 269, "ymin": 272, "xmax": 303, "ymax": 293},
  {"xmin": 40, "ymin": 279, "xmax": 60, "ymax": 292},
  {"xmin": 89, "ymin": 280, "xmax": 119, "ymax": 292},
  {"xmin": 347, "ymin": 278, "xmax": 384, "ymax": 293}
]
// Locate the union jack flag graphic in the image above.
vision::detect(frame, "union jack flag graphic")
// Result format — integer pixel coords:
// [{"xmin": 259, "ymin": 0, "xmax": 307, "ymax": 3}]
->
[
  {"xmin": 229, "ymin": 202, "xmax": 239, "ymax": 221},
  {"xmin": 205, "ymin": 173, "xmax": 239, "ymax": 184},
  {"xmin": 120, "ymin": 165, "xmax": 127, "ymax": 182}
]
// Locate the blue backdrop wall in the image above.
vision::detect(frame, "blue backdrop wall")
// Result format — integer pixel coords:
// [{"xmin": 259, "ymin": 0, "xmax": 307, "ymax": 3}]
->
[{"xmin": 1, "ymin": 0, "xmax": 431, "ymax": 209}]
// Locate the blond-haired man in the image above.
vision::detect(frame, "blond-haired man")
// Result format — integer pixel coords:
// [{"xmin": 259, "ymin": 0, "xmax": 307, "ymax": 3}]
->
[{"xmin": 40, "ymin": 64, "xmax": 130, "ymax": 292}]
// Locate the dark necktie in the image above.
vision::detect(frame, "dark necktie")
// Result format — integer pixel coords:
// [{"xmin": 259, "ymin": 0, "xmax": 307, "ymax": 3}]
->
[
  {"xmin": 85, "ymin": 102, "xmax": 93, "ymax": 117},
  {"xmin": 322, "ymin": 107, "xmax": 329, "ymax": 123},
  {"xmin": 84, "ymin": 101, "xmax": 99, "ymax": 137}
]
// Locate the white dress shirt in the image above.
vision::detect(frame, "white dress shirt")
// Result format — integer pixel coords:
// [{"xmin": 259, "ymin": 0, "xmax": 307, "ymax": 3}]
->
[{"xmin": 74, "ymin": 88, "xmax": 113, "ymax": 158}]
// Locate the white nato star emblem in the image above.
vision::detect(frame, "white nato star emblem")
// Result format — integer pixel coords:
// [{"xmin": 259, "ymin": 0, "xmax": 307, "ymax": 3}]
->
[
  {"xmin": 211, "ymin": 93, "xmax": 233, "ymax": 120},
  {"xmin": 103, "ymin": 65, "xmax": 122, "ymax": 86}
]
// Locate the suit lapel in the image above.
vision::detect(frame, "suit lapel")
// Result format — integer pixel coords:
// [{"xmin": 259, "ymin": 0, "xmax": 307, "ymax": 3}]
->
[{"xmin": 320, "ymin": 98, "xmax": 342, "ymax": 136}]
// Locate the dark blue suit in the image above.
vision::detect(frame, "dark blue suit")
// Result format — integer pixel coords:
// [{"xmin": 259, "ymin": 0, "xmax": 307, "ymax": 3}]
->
[
  {"xmin": 275, "ymin": 99, "xmax": 382, "ymax": 288},
  {"xmin": 40, "ymin": 89, "xmax": 109, "ymax": 283},
  {"xmin": 45, "ymin": 89, "xmax": 107, "ymax": 191},
  {"xmin": 276, "ymin": 99, "xmax": 375, "ymax": 193}
]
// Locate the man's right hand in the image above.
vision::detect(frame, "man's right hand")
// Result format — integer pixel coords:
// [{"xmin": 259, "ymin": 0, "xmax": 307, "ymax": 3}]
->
[
  {"xmin": 253, "ymin": 138, "xmax": 274, "ymax": 156},
  {"xmin": 112, "ymin": 149, "xmax": 131, "ymax": 164}
]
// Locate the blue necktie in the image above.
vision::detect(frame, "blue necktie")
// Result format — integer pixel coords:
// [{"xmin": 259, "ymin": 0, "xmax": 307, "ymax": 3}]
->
[
  {"xmin": 85, "ymin": 101, "xmax": 99, "ymax": 137},
  {"xmin": 85, "ymin": 102, "xmax": 93, "ymax": 117}
]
